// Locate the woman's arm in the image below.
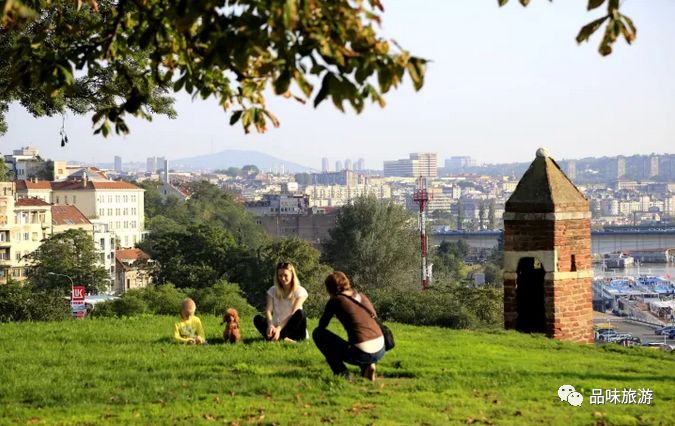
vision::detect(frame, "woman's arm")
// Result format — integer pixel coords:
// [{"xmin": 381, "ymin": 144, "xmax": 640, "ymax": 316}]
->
[
  {"xmin": 317, "ymin": 299, "xmax": 335, "ymax": 329},
  {"xmin": 264, "ymin": 294, "xmax": 275, "ymax": 336}
]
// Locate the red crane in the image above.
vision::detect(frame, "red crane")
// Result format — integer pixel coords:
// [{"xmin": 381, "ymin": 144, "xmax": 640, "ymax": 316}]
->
[{"xmin": 412, "ymin": 176, "xmax": 432, "ymax": 289}]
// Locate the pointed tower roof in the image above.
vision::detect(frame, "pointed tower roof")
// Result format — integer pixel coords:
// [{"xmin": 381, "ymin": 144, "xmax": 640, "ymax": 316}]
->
[{"xmin": 506, "ymin": 148, "xmax": 588, "ymax": 213}]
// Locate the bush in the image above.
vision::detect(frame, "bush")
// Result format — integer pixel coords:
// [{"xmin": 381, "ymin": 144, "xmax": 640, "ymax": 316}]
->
[
  {"xmin": 91, "ymin": 281, "xmax": 257, "ymax": 319},
  {"xmin": 368, "ymin": 284, "xmax": 503, "ymax": 329},
  {"xmin": 134, "ymin": 284, "xmax": 186, "ymax": 315},
  {"xmin": 190, "ymin": 280, "xmax": 256, "ymax": 317},
  {"xmin": 28, "ymin": 291, "xmax": 71, "ymax": 321},
  {"xmin": 111, "ymin": 295, "xmax": 149, "ymax": 317},
  {"xmin": 0, "ymin": 284, "xmax": 69, "ymax": 322}
]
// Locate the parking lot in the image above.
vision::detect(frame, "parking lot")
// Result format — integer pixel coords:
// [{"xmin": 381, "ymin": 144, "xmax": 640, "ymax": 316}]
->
[{"xmin": 593, "ymin": 313, "xmax": 675, "ymax": 345}]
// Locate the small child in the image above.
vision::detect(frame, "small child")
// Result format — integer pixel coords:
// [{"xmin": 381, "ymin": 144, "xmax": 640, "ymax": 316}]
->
[{"xmin": 174, "ymin": 298, "xmax": 206, "ymax": 345}]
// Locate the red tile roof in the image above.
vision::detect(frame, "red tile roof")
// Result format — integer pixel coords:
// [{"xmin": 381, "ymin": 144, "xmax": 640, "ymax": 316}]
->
[
  {"xmin": 15, "ymin": 180, "xmax": 52, "ymax": 190},
  {"xmin": 115, "ymin": 248, "xmax": 150, "ymax": 263},
  {"xmin": 15, "ymin": 197, "xmax": 51, "ymax": 206},
  {"xmin": 91, "ymin": 181, "xmax": 141, "ymax": 190},
  {"xmin": 51, "ymin": 205, "xmax": 91, "ymax": 226},
  {"xmin": 16, "ymin": 180, "xmax": 142, "ymax": 191}
]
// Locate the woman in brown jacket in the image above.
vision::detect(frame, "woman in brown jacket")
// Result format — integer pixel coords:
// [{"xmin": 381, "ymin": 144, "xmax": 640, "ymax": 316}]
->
[{"xmin": 313, "ymin": 271, "xmax": 385, "ymax": 381}]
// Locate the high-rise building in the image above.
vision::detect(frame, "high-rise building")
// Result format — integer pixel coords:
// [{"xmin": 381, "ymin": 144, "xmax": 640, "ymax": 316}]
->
[
  {"xmin": 385, "ymin": 153, "xmax": 437, "ymax": 178},
  {"xmin": 321, "ymin": 157, "xmax": 329, "ymax": 172},
  {"xmin": 344, "ymin": 159, "xmax": 352, "ymax": 171},
  {"xmin": 356, "ymin": 158, "xmax": 365, "ymax": 171},
  {"xmin": 335, "ymin": 160, "xmax": 343, "ymax": 172},
  {"xmin": 410, "ymin": 153, "xmax": 437, "ymax": 178},
  {"xmin": 564, "ymin": 160, "xmax": 576, "ymax": 181},
  {"xmin": 146, "ymin": 157, "xmax": 157, "ymax": 173},
  {"xmin": 607, "ymin": 156, "xmax": 625, "ymax": 180},
  {"xmin": 644, "ymin": 155, "xmax": 659, "ymax": 178},
  {"xmin": 114, "ymin": 156, "xmax": 122, "ymax": 172},
  {"xmin": 445, "ymin": 156, "xmax": 477, "ymax": 170}
]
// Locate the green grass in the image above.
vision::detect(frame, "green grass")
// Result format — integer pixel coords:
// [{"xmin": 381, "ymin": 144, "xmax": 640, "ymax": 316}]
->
[{"xmin": 1, "ymin": 315, "xmax": 674, "ymax": 425}]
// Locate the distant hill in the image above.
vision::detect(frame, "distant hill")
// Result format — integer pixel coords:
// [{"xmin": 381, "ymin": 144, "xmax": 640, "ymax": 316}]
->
[{"xmin": 170, "ymin": 150, "xmax": 313, "ymax": 173}]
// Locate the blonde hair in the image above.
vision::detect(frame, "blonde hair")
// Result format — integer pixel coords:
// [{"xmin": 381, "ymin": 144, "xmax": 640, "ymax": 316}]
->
[
  {"xmin": 181, "ymin": 298, "xmax": 196, "ymax": 319},
  {"xmin": 274, "ymin": 262, "xmax": 300, "ymax": 300}
]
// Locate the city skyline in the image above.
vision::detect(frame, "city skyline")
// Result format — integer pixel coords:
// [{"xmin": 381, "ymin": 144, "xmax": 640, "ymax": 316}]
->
[{"xmin": 3, "ymin": 1, "xmax": 675, "ymax": 169}]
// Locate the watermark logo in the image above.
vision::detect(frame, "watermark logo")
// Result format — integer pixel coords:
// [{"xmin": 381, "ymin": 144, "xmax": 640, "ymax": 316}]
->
[
  {"xmin": 558, "ymin": 385, "xmax": 654, "ymax": 406},
  {"xmin": 558, "ymin": 385, "xmax": 584, "ymax": 407}
]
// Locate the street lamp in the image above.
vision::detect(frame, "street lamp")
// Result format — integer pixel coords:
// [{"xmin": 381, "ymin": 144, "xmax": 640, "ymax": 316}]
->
[{"xmin": 47, "ymin": 272, "xmax": 74, "ymax": 297}]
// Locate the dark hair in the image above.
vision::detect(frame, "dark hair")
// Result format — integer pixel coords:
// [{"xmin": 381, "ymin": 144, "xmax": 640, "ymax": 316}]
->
[{"xmin": 324, "ymin": 271, "xmax": 351, "ymax": 295}]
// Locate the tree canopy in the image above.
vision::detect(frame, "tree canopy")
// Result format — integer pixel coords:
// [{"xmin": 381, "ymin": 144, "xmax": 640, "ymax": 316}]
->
[
  {"xmin": 0, "ymin": 1, "xmax": 635, "ymax": 139},
  {"xmin": 322, "ymin": 194, "xmax": 418, "ymax": 289},
  {"xmin": 0, "ymin": 0, "xmax": 426, "ymax": 137},
  {"xmin": 499, "ymin": 0, "xmax": 635, "ymax": 56},
  {"xmin": 26, "ymin": 228, "xmax": 110, "ymax": 294}
]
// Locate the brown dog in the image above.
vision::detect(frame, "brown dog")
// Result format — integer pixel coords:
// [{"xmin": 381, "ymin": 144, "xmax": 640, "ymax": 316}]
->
[{"xmin": 222, "ymin": 308, "xmax": 241, "ymax": 343}]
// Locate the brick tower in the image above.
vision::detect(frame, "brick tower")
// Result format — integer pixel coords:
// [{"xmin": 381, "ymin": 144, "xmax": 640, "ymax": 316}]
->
[{"xmin": 503, "ymin": 148, "xmax": 593, "ymax": 343}]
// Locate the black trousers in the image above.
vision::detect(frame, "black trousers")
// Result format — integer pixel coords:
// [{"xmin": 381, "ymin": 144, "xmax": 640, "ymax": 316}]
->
[
  {"xmin": 312, "ymin": 327, "xmax": 385, "ymax": 375},
  {"xmin": 253, "ymin": 309, "xmax": 307, "ymax": 341}
]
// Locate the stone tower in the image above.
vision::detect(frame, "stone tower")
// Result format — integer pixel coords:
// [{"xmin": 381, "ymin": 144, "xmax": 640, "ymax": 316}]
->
[{"xmin": 503, "ymin": 148, "xmax": 593, "ymax": 343}]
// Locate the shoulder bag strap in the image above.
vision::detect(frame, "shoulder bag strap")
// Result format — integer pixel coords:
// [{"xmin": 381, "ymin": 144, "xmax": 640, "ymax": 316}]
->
[{"xmin": 337, "ymin": 293, "xmax": 376, "ymax": 318}]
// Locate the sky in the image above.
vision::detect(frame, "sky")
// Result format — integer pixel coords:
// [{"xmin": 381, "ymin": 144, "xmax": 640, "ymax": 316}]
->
[{"xmin": 2, "ymin": 0, "xmax": 675, "ymax": 170}]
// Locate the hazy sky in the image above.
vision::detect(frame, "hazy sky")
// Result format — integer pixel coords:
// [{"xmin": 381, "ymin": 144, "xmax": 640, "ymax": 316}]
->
[{"xmin": 3, "ymin": 0, "xmax": 675, "ymax": 170}]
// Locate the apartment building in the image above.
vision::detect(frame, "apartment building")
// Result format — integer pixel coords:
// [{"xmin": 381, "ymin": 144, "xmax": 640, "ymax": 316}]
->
[
  {"xmin": 3, "ymin": 198, "xmax": 52, "ymax": 282},
  {"xmin": 16, "ymin": 178, "xmax": 144, "ymax": 248},
  {"xmin": 384, "ymin": 153, "xmax": 437, "ymax": 178}
]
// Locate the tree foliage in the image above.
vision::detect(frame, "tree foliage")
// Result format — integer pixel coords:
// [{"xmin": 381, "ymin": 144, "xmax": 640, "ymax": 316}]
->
[
  {"xmin": 25, "ymin": 228, "xmax": 110, "ymax": 294},
  {"xmin": 322, "ymin": 194, "xmax": 418, "ymax": 290},
  {"xmin": 0, "ymin": 0, "xmax": 426, "ymax": 136},
  {"xmin": 499, "ymin": 0, "xmax": 636, "ymax": 56},
  {"xmin": 140, "ymin": 180, "xmax": 268, "ymax": 249}
]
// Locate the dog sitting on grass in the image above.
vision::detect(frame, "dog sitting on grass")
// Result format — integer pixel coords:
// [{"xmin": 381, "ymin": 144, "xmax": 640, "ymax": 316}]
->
[{"xmin": 222, "ymin": 308, "xmax": 241, "ymax": 343}]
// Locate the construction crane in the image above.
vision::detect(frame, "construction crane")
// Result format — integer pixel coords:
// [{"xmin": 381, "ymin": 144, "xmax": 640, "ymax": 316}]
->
[{"xmin": 412, "ymin": 176, "xmax": 432, "ymax": 289}]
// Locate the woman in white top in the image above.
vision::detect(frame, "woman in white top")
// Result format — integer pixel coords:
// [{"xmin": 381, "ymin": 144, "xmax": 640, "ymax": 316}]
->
[{"xmin": 253, "ymin": 262, "xmax": 308, "ymax": 342}]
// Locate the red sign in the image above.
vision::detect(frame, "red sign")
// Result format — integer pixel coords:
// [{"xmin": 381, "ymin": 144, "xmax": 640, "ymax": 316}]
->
[{"xmin": 71, "ymin": 286, "xmax": 85, "ymax": 302}]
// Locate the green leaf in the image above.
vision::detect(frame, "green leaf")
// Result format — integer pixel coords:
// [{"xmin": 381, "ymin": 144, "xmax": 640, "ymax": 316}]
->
[
  {"xmin": 587, "ymin": 0, "xmax": 605, "ymax": 11},
  {"xmin": 576, "ymin": 15, "xmax": 609, "ymax": 44},
  {"xmin": 313, "ymin": 73, "xmax": 332, "ymax": 108},
  {"xmin": 273, "ymin": 69, "xmax": 291, "ymax": 95},
  {"xmin": 497, "ymin": 0, "xmax": 509, "ymax": 6},
  {"xmin": 518, "ymin": 0, "xmax": 530, "ymax": 6},
  {"xmin": 229, "ymin": 110, "xmax": 243, "ymax": 125},
  {"xmin": 283, "ymin": 0, "xmax": 298, "ymax": 28},
  {"xmin": 293, "ymin": 70, "xmax": 313, "ymax": 98}
]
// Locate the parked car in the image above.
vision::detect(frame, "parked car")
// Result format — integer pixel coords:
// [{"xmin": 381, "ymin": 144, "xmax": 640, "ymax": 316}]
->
[
  {"xmin": 667, "ymin": 330, "xmax": 675, "ymax": 339},
  {"xmin": 616, "ymin": 336, "xmax": 641, "ymax": 346},
  {"xmin": 595, "ymin": 329, "xmax": 619, "ymax": 342},
  {"xmin": 654, "ymin": 325, "xmax": 675, "ymax": 335}
]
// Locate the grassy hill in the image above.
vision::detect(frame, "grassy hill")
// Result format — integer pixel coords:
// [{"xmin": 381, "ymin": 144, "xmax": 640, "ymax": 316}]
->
[{"xmin": 1, "ymin": 315, "xmax": 673, "ymax": 425}]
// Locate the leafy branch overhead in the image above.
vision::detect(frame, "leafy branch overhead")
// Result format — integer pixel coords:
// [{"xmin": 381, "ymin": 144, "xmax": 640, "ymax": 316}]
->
[
  {"xmin": 498, "ymin": 0, "xmax": 636, "ymax": 56},
  {"xmin": 0, "ymin": 0, "xmax": 427, "ymax": 136}
]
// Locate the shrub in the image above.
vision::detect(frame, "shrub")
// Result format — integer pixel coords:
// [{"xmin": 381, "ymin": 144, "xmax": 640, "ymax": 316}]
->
[
  {"xmin": 134, "ymin": 284, "xmax": 186, "ymax": 315},
  {"xmin": 111, "ymin": 295, "xmax": 148, "ymax": 317},
  {"xmin": 368, "ymin": 284, "xmax": 503, "ymax": 329},
  {"xmin": 27, "ymin": 291, "xmax": 71, "ymax": 321},
  {"xmin": 190, "ymin": 280, "xmax": 256, "ymax": 317},
  {"xmin": 0, "ymin": 284, "xmax": 69, "ymax": 322},
  {"xmin": 91, "ymin": 281, "xmax": 257, "ymax": 319}
]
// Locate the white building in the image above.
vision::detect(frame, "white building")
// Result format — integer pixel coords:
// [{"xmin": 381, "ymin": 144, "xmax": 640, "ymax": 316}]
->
[{"xmin": 15, "ymin": 178, "xmax": 145, "ymax": 248}]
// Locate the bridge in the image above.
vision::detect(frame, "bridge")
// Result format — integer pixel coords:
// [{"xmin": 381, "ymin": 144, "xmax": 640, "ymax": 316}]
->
[{"xmin": 430, "ymin": 226, "xmax": 675, "ymax": 255}]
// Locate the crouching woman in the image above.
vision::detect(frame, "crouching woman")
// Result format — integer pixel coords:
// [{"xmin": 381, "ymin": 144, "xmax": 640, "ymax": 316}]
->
[{"xmin": 313, "ymin": 271, "xmax": 385, "ymax": 381}]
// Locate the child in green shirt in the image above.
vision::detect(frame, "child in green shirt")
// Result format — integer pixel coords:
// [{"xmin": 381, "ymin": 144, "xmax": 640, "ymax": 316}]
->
[{"xmin": 174, "ymin": 298, "xmax": 206, "ymax": 345}]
